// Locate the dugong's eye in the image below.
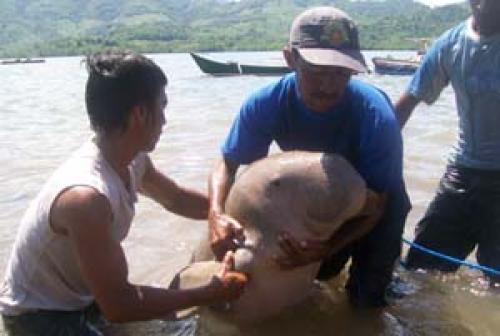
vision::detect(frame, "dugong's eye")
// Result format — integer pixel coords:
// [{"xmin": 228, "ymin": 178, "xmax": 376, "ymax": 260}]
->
[{"xmin": 271, "ymin": 179, "xmax": 281, "ymax": 187}]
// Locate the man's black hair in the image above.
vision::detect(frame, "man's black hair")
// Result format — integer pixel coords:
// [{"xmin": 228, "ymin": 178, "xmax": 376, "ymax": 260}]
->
[{"xmin": 85, "ymin": 49, "xmax": 167, "ymax": 133}]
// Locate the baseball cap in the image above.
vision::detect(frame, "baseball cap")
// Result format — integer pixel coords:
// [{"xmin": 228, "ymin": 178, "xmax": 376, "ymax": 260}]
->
[{"xmin": 289, "ymin": 6, "xmax": 367, "ymax": 73}]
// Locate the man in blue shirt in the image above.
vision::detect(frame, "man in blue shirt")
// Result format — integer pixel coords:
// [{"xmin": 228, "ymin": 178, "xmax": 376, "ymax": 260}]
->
[
  {"xmin": 209, "ymin": 6, "xmax": 410, "ymax": 307},
  {"xmin": 395, "ymin": 0, "xmax": 500, "ymax": 284}
]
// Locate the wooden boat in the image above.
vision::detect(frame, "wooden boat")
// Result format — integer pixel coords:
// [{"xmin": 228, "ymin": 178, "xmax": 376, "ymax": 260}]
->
[
  {"xmin": 190, "ymin": 52, "xmax": 239, "ymax": 75},
  {"xmin": 372, "ymin": 56, "xmax": 420, "ymax": 75},
  {"xmin": 1, "ymin": 58, "xmax": 45, "ymax": 65},
  {"xmin": 240, "ymin": 63, "xmax": 291, "ymax": 75},
  {"xmin": 190, "ymin": 52, "xmax": 291, "ymax": 76},
  {"xmin": 371, "ymin": 38, "xmax": 430, "ymax": 75}
]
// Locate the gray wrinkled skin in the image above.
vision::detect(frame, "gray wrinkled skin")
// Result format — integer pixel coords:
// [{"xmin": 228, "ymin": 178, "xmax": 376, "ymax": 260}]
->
[{"xmin": 175, "ymin": 151, "xmax": 367, "ymax": 323}]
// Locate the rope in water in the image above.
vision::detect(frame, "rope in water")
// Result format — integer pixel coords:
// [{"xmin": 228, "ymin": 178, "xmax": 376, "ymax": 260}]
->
[{"xmin": 401, "ymin": 237, "xmax": 500, "ymax": 277}]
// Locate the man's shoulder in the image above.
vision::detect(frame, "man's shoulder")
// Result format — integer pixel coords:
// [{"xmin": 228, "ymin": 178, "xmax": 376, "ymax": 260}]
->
[
  {"xmin": 442, "ymin": 20, "xmax": 468, "ymax": 40},
  {"xmin": 431, "ymin": 20, "xmax": 468, "ymax": 52},
  {"xmin": 55, "ymin": 185, "xmax": 108, "ymax": 211},
  {"xmin": 245, "ymin": 73, "xmax": 295, "ymax": 104},
  {"xmin": 347, "ymin": 80, "xmax": 392, "ymax": 109},
  {"xmin": 347, "ymin": 79, "xmax": 381, "ymax": 96},
  {"xmin": 346, "ymin": 80, "xmax": 398, "ymax": 126},
  {"xmin": 49, "ymin": 142, "xmax": 127, "ymax": 202},
  {"xmin": 51, "ymin": 185, "xmax": 111, "ymax": 234}
]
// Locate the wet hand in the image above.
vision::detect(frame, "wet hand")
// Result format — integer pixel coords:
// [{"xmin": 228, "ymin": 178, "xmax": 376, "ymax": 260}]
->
[
  {"xmin": 274, "ymin": 231, "xmax": 330, "ymax": 270},
  {"xmin": 208, "ymin": 212, "xmax": 245, "ymax": 260}
]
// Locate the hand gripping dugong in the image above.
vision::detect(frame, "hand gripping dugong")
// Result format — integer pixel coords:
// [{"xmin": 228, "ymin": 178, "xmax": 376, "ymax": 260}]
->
[{"xmin": 172, "ymin": 151, "xmax": 368, "ymax": 323}]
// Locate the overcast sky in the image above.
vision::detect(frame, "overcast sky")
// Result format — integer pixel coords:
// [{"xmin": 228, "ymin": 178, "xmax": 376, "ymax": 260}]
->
[{"xmin": 416, "ymin": 0, "xmax": 466, "ymax": 7}]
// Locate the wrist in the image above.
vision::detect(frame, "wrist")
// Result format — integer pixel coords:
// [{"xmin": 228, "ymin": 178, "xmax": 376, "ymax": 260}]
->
[
  {"xmin": 197, "ymin": 282, "xmax": 219, "ymax": 306},
  {"xmin": 209, "ymin": 207, "xmax": 222, "ymax": 217},
  {"xmin": 208, "ymin": 207, "xmax": 223, "ymax": 225}
]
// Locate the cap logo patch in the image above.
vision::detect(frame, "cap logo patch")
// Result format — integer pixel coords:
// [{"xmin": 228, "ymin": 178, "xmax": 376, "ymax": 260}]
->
[
  {"xmin": 321, "ymin": 20, "xmax": 349, "ymax": 48},
  {"xmin": 288, "ymin": 7, "xmax": 366, "ymax": 72}
]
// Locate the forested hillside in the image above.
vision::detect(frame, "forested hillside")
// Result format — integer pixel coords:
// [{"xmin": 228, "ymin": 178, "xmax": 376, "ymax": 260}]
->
[{"xmin": 0, "ymin": 0, "xmax": 469, "ymax": 57}]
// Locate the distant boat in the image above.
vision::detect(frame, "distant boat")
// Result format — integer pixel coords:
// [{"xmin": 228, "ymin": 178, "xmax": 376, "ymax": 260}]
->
[
  {"xmin": 190, "ymin": 52, "xmax": 239, "ymax": 75},
  {"xmin": 1, "ymin": 58, "xmax": 45, "ymax": 65},
  {"xmin": 240, "ymin": 63, "xmax": 291, "ymax": 75},
  {"xmin": 190, "ymin": 52, "xmax": 291, "ymax": 76},
  {"xmin": 371, "ymin": 56, "xmax": 420, "ymax": 75},
  {"xmin": 372, "ymin": 37, "xmax": 430, "ymax": 75}
]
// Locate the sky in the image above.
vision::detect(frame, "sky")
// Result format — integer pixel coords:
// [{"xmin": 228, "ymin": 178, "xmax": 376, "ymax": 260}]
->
[{"xmin": 416, "ymin": 0, "xmax": 466, "ymax": 7}]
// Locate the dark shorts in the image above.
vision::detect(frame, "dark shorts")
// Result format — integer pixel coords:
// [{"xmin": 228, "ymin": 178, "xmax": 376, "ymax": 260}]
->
[
  {"xmin": 317, "ymin": 189, "xmax": 411, "ymax": 307},
  {"xmin": 1, "ymin": 304, "xmax": 105, "ymax": 336},
  {"xmin": 405, "ymin": 164, "xmax": 500, "ymax": 283}
]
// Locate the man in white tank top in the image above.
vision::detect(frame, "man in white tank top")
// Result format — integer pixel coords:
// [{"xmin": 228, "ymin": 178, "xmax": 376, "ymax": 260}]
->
[{"xmin": 0, "ymin": 49, "xmax": 247, "ymax": 335}]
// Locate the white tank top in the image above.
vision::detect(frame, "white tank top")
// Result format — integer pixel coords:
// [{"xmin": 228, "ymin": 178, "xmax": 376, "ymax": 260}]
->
[{"xmin": 0, "ymin": 140, "xmax": 147, "ymax": 315}]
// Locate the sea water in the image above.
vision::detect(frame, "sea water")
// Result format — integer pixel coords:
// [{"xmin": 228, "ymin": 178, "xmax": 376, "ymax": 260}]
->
[{"xmin": 0, "ymin": 51, "xmax": 498, "ymax": 335}]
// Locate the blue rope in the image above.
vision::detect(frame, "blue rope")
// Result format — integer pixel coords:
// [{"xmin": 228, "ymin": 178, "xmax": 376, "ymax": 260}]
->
[{"xmin": 401, "ymin": 237, "xmax": 500, "ymax": 277}]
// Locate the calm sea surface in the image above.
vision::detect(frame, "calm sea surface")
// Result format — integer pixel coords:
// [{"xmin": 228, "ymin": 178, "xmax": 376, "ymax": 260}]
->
[{"xmin": 0, "ymin": 51, "xmax": 498, "ymax": 335}]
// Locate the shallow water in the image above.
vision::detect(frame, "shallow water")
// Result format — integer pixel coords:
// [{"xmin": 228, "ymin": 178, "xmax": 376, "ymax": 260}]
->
[{"xmin": 0, "ymin": 51, "xmax": 498, "ymax": 335}]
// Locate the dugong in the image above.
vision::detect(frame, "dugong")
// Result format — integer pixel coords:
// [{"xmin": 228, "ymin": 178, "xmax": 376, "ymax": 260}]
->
[{"xmin": 172, "ymin": 151, "xmax": 368, "ymax": 323}]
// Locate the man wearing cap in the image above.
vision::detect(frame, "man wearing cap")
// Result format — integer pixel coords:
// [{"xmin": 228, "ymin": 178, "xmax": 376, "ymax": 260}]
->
[{"xmin": 208, "ymin": 6, "xmax": 410, "ymax": 307}]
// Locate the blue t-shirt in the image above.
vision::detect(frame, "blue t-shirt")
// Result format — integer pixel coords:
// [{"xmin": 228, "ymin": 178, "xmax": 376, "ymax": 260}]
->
[
  {"xmin": 222, "ymin": 73, "xmax": 405, "ymax": 196},
  {"xmin": 408, "ymin": 18, "xmax": 500, "ymax": 170}
]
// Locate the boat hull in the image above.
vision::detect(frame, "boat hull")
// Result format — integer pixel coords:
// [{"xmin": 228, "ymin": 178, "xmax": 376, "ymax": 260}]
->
[
  {"xmin": 239, "ymin": 64, "xmax": 291, "ymax": 75},
  {"xmin": 190, "ymin": 52, "xmax": 291, "ymax": 76},
  {"xmin": 1, "ymin": 58, "xmax": 45, "ymax": 65},
  {"xmin": 372, "ymin": 56, "xmax": 419, "ymax": 75},
  {"xmin": 190, "ymin": 52, "xmax": 240, "ymax": 75}
]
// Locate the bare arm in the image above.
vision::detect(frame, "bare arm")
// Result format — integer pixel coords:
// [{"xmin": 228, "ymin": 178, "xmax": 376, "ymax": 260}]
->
[
  {"xmin": 208, "ymin": 157, "xmax": 238, "ymax": 219},
  {"xmin": 141, "ymin": 156, "xmax": 208, "ymax": 220},
  {"xmin": 394, "ymin": 92, "xmax": 421, "ymax": 128},
  {"xmin": 51, "ymin": 186, "xmax": 246, "ymax": 322},
  {"xmin": 207, "ymin": 157, "xmax": 245, "ymax": 260}
]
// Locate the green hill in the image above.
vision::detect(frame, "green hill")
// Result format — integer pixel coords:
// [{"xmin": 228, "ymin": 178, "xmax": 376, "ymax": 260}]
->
[{"xmin": 0, "ymin": 0, "xmax": 469, "ymax": 57}]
